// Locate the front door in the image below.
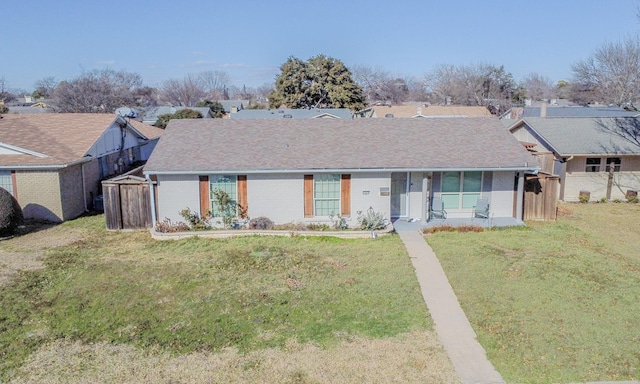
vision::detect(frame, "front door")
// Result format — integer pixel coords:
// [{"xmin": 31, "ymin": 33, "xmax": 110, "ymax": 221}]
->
[{"xmin": 390, "ymin": 172, "xmax": 408, "ymax": 218}]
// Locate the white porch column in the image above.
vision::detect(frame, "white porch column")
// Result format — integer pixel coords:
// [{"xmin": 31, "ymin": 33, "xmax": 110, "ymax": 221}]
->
[
  {"xmin": 516, "ymin": 172, "xmax": 525, "ymax": 221},
  {"xmin": 421, "ymin": 173, "xmax": 430, "ymax": 224}
]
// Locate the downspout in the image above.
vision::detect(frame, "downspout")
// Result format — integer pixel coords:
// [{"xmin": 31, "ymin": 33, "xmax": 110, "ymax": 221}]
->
[
  {"xmin": 516, "ymin": 172, "xmax": 525, "ymax": 221},
  {"xmin": 559, "ymin": 156, "xmax": 573, "ymax": 201},
  {"xmin": 81, "ymin": 162, "xmax": 88, "ymax": 212},
  {"xmin": 146, "ymin": 173, "xmax": 157, "ymax": 227}
]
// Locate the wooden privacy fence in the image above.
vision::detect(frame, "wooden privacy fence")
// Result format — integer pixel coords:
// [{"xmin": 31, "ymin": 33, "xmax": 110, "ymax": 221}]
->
[
  {"xmin": 102, "ymin": 174, "xmax": 153, "ymax": 230},
  {"xmin": 523, "ymin": 173, "xmax": 559, "ymax": 221}
]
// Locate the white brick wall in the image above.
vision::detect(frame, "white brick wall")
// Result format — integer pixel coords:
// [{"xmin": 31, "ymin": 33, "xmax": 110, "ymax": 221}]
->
[
  {"xmin": 156, "ymin": 174, "xmax": 200, "ymax": 223},
  {"xmin": 247, "ymin": 173, "xmax": 303, "ymax": 224},
  {"xmin": 491, "ymin": 171, "xmax": 517, "ymax": 217},
  {"xmin": 351, "ymin": 172, "xmax": 391, "ymax": 225},
  {"xmin": 155, "ymin": 170, "xmax": 523, "ymax": 226}
]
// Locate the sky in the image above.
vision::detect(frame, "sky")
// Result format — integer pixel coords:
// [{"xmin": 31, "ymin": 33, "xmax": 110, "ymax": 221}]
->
[{"xmin": 2, "ymin": 0, "xmax": 639, "ymax": 92}]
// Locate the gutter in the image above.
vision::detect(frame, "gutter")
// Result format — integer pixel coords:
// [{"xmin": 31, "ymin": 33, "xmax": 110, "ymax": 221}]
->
[
  {"xmin": 0, "ymin": 156, "xmax": 94, "ymax": 171},
  {"xmin": 144, "ymin": 165, "xmax": 541, "ymax": 176}
]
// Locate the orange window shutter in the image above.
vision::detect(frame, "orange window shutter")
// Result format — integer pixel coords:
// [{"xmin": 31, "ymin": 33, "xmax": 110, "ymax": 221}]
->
[
  {"xmin": 237, "ymin": 175, "xmax": 248, "ymax": 218},
  {"xmin": 341, "ymin": 174, "xmax": 351, "ymax": 216},
  {"xmin": 304, "ymin": 175, "xmax": 313, "ymax": 218},
  {"xmin": 199, "ymin": 175, "xmax": 210, "ymax": 217}
]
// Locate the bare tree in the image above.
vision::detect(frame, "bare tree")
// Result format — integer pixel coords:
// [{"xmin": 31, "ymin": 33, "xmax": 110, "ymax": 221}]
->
[
  {"xmin": 425, "ymin": 63, "xmax": 515, "ymax": 112},
  {"xmin": 521, "ymin": 72, "xmax": 557, "ymax": 101},
  {"xmin": 352, "ymin": 66, "xmax": 409, "ymax": 104},
  {"xmin": 571, "ymin": 37, "xmax": 640, "ymax": 106},
  {"xmin": 53, "ymin": 69, "xmax": 143, "ymax": 113},
  {"xmin": 199, "ymin": 70, "xmax": 231, "ymax": 100},
  {"xmin": 158, "ymin": 74, "xmax": 207, "ymax": 106},
  {"xmin": 33, "ymin": 76, "xmax": 57, "ymax": 98}
]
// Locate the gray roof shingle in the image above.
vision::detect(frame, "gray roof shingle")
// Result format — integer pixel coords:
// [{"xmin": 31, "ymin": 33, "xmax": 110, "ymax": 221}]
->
[
  {"xmin": 144, "ymin": 118, "xmax": 537, "ymax": 173},
  {"xmin": 228, "ymin": 108, "xmax": 353, "ymax": 119},
  {"xmin": 521, "ymin": 117, "xmax": 640, "ymax": 156}
]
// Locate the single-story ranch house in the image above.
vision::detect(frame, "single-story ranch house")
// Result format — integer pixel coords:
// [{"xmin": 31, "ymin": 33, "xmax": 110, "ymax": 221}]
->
[
  {"xmin": 0, "ymin": 114, "xmax": 163, "ymax": 222},
  {"xmin": 144, "ymin": 118, "xmax": 539, "ymax": 228},
  {"xmin": 509, "ymin": 117, "xmax": 640, "ymax": 201}
]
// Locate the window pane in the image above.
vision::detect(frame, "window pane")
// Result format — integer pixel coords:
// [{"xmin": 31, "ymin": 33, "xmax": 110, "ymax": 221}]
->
[
  {"xmin": 442, "ymin": 172, "xmax": 460, "ymax": 192},
  {"xmin": 585, "ymin": 157, "xmax": 601, "ymax": 172},
  {"xmin": 606, "ymin": 157, "xmax": 621, "ymax": 172},
  {"xmin": 441, "ymin": 194, "xmax": 459, "ymax": 210},
  {"xmin": 0, "ymin": 171, "xmax": 13, "ymax": 196},
  {"xmin": 462, "ymin": 193, "xmax": 480, "ymax": 209},
  {"xmin": 463, "ymin": 171, "xmax": 482, "ymax": 192},
  {"xmin": 210, "ymin": 175, "xmax": 237, "ymax": 217},
  {"xmin": 314, "ymin": 174, "xmax": 340, "ymax": 216},
  {"xmin": 315, "ymin": 199, "xmax": 339, "ymax": 216}
]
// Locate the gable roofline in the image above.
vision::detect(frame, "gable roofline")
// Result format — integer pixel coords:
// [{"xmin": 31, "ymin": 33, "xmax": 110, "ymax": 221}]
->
[{"xmin": 0, "ymin": 142, "xmax": 49, "ymax": 157}]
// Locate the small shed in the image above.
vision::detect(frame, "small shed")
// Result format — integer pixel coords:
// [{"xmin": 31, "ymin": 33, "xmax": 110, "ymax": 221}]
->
[{"xmin": 102, "ymin": 171, "xmax": 154, "ymax": 230}]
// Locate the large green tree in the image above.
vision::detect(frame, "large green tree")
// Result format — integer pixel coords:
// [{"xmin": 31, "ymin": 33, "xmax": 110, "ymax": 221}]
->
[{"xmin": 269, "ymin": 55, "xmax": 366, "ymax": 111}]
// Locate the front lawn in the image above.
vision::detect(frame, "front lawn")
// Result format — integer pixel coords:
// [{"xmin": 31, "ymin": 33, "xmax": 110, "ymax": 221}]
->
[
  {"xmin": 426, "ymin": 202, "xmax": 640, "ymax": 383},
  {"xmin": 0, "ymin": 217, "xmax": 459, "ymax": 383}
]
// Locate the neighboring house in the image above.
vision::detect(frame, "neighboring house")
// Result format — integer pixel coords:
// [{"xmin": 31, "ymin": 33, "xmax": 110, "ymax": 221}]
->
[
  {"xmin": 144, "ymin": 118, "xmax": 538, "ymax": 228},
  {"xmin": 219, "ymin": 100, "xmax": 248, "ymax": 114},
  {"xmin": 508, "ymin": 117, "xmax": 640, "ymax": 201},
  {"xmin": 228, "ymin": 108, "xmax": 353, "ymax": 119},
  {"xmin": 501, "ymin": 103, "xmax": 639, "ymax": 121},
  {"xmin": 0, "ymin": 113, "xmax": 163, "ymax": 222},
  {"xmin": 365, "ymin": 105, "xmax": 493, "ymax": 119},
  {"xmin": 141, "ymin": 106, "xmax": 214, "ymax": 125}
]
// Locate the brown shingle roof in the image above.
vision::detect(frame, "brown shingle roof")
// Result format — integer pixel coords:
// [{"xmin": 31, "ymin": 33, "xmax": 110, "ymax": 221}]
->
[
  {"xmin": 0, "ymin": 114, "xmax": 163, "ymax": 167},
  {"xmin": 144, "ymin": 118, "xmax": 537, "ymax": 173},
  {"xmin": 372, "ymin": 105, "xmax": 493, "ymax": 118}
]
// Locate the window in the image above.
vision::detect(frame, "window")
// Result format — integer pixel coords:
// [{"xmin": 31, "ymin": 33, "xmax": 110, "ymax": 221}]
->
[
  {"xmin": 314, "ymin": 174, "xmax": 340, "ymax": 216},
  {"xmin": 440, "ymin": 171, "xmax": 482, "ymax": 210},
  {"xmin": 605, "ymin": 157, "xmax": 621, "ymax": 172},
  {"xmin": 0, "ymin": 171, "xmax": 13, "ymax": 196},
  {"xmin": 209, "ymin": 175, "xmax": 237, "ymax": 217},
  {"xmin": 585, "ymin": 158, "xmax": 601, "ymax": 172}
]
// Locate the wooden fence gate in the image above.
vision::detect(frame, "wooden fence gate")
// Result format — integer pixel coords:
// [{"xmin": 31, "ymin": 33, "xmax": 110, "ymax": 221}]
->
[
  {"xmin": 523, "ymin": 173, "xmax": 559, "ymax": 221},
  {"xmin": 102, "ymin": 174, "xmax": 153, "ymax": 230}
]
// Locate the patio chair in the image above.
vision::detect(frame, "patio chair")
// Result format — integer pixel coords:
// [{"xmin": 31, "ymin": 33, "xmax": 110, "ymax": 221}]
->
[
  {"xmin": 429, "ymin": 197, "xmax": 447, "ymax": 221},
  {"xmin": 473, "ymin": 198, "xmax": 490, "ymax": 219}
]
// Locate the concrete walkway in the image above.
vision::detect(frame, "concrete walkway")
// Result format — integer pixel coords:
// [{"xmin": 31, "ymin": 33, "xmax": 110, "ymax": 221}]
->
[{"xmin": 394, "ymin": 220, "xmax": 505, "ymax": 384}]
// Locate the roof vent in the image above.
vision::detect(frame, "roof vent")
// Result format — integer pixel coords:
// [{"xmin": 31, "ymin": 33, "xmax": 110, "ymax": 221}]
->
[
  {"xmin": 278, "ymin": 110, "xmax": 284, "ymax": 113},
  {"xmin": 283, "ymin": 114, "xmax": 293, "ymax": 118},
  {"xmin": 385, "ymin": 113, "xmax": 394, "ymax": 118}
]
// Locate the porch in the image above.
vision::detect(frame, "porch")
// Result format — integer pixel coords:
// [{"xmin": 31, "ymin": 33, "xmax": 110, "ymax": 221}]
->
[{"xmin": 392, "ymin": 216, "xmax": 525, "ymax": 232}]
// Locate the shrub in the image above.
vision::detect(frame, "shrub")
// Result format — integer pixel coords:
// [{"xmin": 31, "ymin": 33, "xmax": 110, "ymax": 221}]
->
[
  {"xmin": 599, "ymin": 197, "xmax": 608, "ymax": 203},
  {"xmin": 179, "ymin": 208, "xmax": 210, "ymax": 230},
  {"xmin": 0, "ymin": 187, "xmax": 23, "ymax": 237},
  {"xmin": 578, "ymin": 194, "xmax": 590, "ymax": 203},
  {"xmin": 627, "ymin": 197, "xmax": 639, "ymax": 203},
  {"xmin": 357, "ymin": 207, "xmax": 388, "ymax": 230},
  {"xmin": 329, "ymin": 213, "xmax": 349, "ymax": 230},
  {"xmin": 154, "ymin": 217, "xmax": 190, "ymax": 233},
  {"xmin": 613, "ymin": 198, "xmax": 623, "ymax": 203},
  {"xmin": 248, "ymin": 216, "xmax": 275, "ymax": 230},
  {"xmin": 421, "ymin": 225, "xmax": 484, "ymax": 235}
]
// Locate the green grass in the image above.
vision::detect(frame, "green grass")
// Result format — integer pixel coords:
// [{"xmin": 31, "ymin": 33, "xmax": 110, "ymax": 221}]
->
[
  {"xmin": 0, "ymin": 217, "xmax": 431, "ymax": 379},
  {"xmin": 426, "ymin": 202, "xmax": 640, "ymax": 384}
]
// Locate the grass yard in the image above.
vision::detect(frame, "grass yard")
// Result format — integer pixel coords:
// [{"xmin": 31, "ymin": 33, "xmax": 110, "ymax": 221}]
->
[
  {"xmin": 426, "ymin": 202, "xmax": 640, "ymax": 384},
  {"xmin": 0, "ymin": 216, "xmax": 459, "ymax": 383}
]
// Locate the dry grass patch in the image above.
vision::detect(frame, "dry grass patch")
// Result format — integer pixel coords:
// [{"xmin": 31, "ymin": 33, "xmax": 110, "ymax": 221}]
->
[{"xmin": 10, "ymin": 331, "xmax": 459, "ymax": 384}]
